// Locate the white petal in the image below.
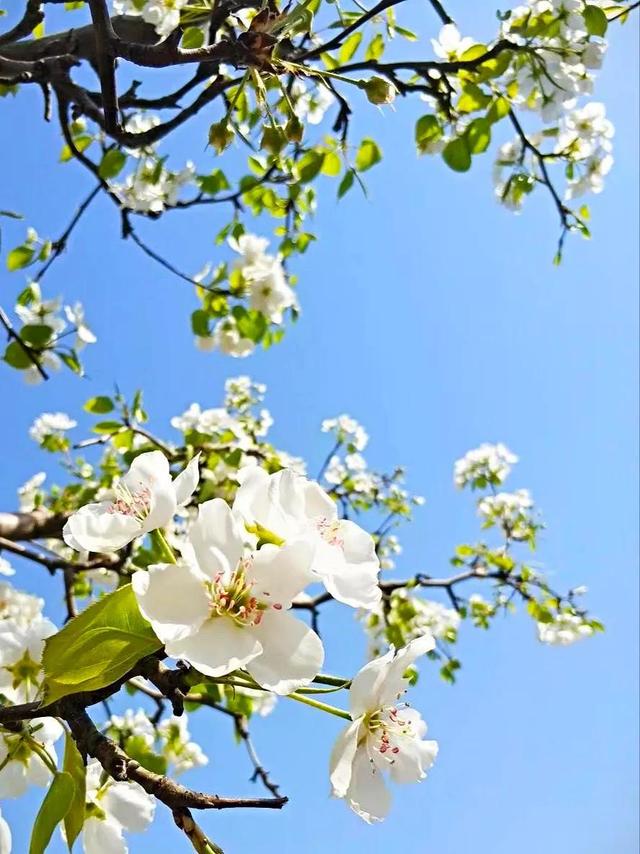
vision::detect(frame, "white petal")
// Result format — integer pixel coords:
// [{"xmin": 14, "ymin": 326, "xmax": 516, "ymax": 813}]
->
[
  {"xmin": 0, "ymin": 759, "xmax": 28, "ymax": 799},
  {"xmin": 248, "ymin": 540, "xmax": 314, "ymax": 608},
  {"xmin": 346, "ymin": 747, "xmax": 392, "ymax": 823},
  {"xmin": 166, "ymin": 617, "xmax": 262, "ymax": 678},
  {"xmin": 0, "ymin": 809, "xmax": 11, "ymax": 854},
  {"xmin": 63, "ymin": 503, "xmax": 140, "ymax": 553},
  {"xmin": 246, "ymin": 610, "xmax": 324, "ymax": 695},
  {"xmin": 389, "ymin": 734, "xmax": 438, "ymax": 785},
  {"xmin": 25, "ymin": 752, "xmax": 53, "ymax": 788},
  {"xmin": 311, "ymin": 521, "xmax": 381, "ymax": 609},
  {"xmin": 124, "ymin": 451, "xmax": 176, "ymax": 533},
  {"xmin": 132, "ymin": 563, "xmax": 210, "ymax": 643},
  {"xmin": 376, "ymin": 634, "xmax": 435, "ymax": 708},
  {"xmin": 103, "ymin": 780, "xmax": 155, "ymax": 832},
  {"xmin": 82, "ymin": 816, "xmax": 127, "ymax": 854},
  {"xmin": 173, "ymin": 453, "xmax": 201, "ymax": 507},
  {"xmin": 329, "ymin": 719, "xmax": 362, "ymax": 797},
  {"xmin": 349, "ymin": 649, "xmax": 396, "ymax": 718},
  {"xmin": 303, "ymin": 480, "xmax": 336, "ymax": 520},
  {"xmin": 189, "ymin": 499, "xmax": 245, "ymax": 580}
]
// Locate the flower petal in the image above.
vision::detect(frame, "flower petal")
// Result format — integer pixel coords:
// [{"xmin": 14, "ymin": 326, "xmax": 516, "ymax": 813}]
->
[
  {"xmin": 348, "ymin": 648, "xmax": 395, "ymax": 719},
  {"xmin": 166, "ymin": 617, "xmax": 262, "ymax": 678},
  {"xmin": 123, "ymin": 451, "xmax": 176, "ymax": 533},
  {"xmin": 346, "ymin": 747, "xmax": 392, "ymax": 823},
  {"xmin": 190, "ymin": 499, "xmax": 245, "ymax": 581},
  {"xmin": 329, "ymin": 719, "xmax": 362, "ymax": 797},
  {"xmin": 173, "ymin": 453, "xmax": 201, "ymax": 507},
  {"xmin": 103, "ymin": 780, "xmax": 155, "ymax": 832},
  {"xmin": 303, "ymin": 480, "xmax": 336, "ymax": 520},
  {"xmin": 132, "ymin": 563, "xmax": 210, "ymax": 643},
  {"xmin": 63, "ymin": 503, "xmax": 140, "ymax": 553},
  {"xmin": 248, "ymin": 540, "xmax": 314, "ymax": 608},
  {"xmin": 376, "ymin": 634, "xmax": 435, "ymax": 708},
  {"xmin": 246, "ymin": 610, "xmax": 324, "ymax": 694},
  {"xmin": 82, "ymin": 816, "xmax": 126, "ymax": 854}
]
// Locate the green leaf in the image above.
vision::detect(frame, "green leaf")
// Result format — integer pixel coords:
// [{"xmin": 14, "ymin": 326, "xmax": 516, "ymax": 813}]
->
[
  {"xmin": 60, "ymin": 135, "xmax": 92, "ymax": 163},
  {"xmin": 486, "ymin": 96, "xmax": 510, "ymax": 125},
  {"xmin": 62, "ymin": 733, "xmax": 86, "ymax": 851},
  {"xmin": 583, "ymin": 4, "xmax": 608, "ymax": 35},
  {"xmin": 355, "ymin": 138, "xmax": 382, "ymax": 172},
  {"xmin": 297, "ymin": 150, "xmax": 325, "ymax": 183},
  {"xmin": 465, "ymin": 117, "xmax": 492, "ymax": 154},
  {"xmin": 60, "ymin": 350, "xmax": 83, "ymax": 375},
  {"xmin": 4, "ymin": 340, "xmax": 34, "ymax": 369},
  {"xmin": 124, "ymin": 735, "xmax": 167, "ymax": 775},
  {"xmin": 460, "ymin": 43, "xmax": 488, "ymax": 61},
  {"xmin": 457, "ymin": 83, "xmax": 491, "ymax": 113},
  {"xmin": 191, "ymin": 309, "xmax": 211, "ymax": 337},
  {"xmin": 338, "ymin": 31, "xmax": 362, "ymax": 63},
  {"xmin": 84, "ymin": 396, "xmax": 114, "ymax": 414},
  {"xmin": 231, "ymin": 306, "xmax": 267, "ymax": 343},
  {"xmin": 197, "ymin": 169, "xmax": 230, "ymax": 195},
  {"xmin": 42, "ymin": 585, "xmax": 161, "ymax": 704},
  {"xmin": 30, "ymin": 772, "xmax": 75, "ymax": 854},
  {"xmin": 20, "ymin": 324, "xmax": 53, "ymax": 346},
  {"xmin": 415, "ymin": 114, "xmax": 443, "ymax": 154},
  {"xmin": 365, "ymin": 32, "xmax": 385, "ymax": 60},
  {"xmin": 337, "ymin": 169, "xmax": 355, "ymax": 198},
  {"xmin": 442, "ymin": 137, "xmax": 471, "ymax": 172},
  {"xmin": 98, "ymin": 149, "xmax": 126, "ymax": 180},
  {"xmin": 92, "ymin": 420, "xmax": 124, "ymax": 433},
  {"xmin": 6, "ymin": 244, "xmax": 35, "ymax": 271},
  {"xmin": 321, "ymin": 151, "xmax": 342, "ymax": 176},
  {"xmin": 182, "ymin": 25, "xmax": 205, "ymax": 48}
]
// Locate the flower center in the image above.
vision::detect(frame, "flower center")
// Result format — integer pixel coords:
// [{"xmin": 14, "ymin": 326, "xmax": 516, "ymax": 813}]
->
[
  {"xmin": 316, "ymin": 517, "xmax": 344, "ymax": 548},
  {"xmin": 5, "ymin": 649, "xmax": 42, "ymax": 692},
  {"xmin": 365, "ymin": 705, "xmax": 414, "ymax": 760},
  {"xmin": 208, "ymin": 557, "xmax": 282, "ymax": 627},
  {"xmin": 108, "ymin": 481, "xmax": 151, "ymax": 521}
]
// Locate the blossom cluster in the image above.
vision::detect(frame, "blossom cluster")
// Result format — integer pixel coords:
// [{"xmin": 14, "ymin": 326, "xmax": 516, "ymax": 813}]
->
[
  {"xmin": 113, "ymin": 0, "xmax": 188, "ymax": 38},
  {"xmin": 454, "ymin": 443, "xmax": 518, "ymax": 489}
]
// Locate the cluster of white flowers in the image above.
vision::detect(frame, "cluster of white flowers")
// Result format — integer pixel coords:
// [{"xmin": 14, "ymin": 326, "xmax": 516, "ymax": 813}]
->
[
  {"xmin": 291, "ymin": 79, "xmax": 334, "ymax": 125},
  {"xmin": 157, "ymin": 715, "xmax": 209, "ymax": 775},
  {"xmin": 17, "ymin": 472, "xmax": 46, "ymax": 512},
  {"xmin": 478, "ymin": 489, "xmax": 537, "ymax": 540},
  {"xmin": 537, "ymin": 611, "xmax": 595, "ymax": 645},
  {"xmin": 113, "ymin": 0, "xmax": 187, "ymax": 37},
  {"xmin": 0, "ymin": 559, "xmax": 14, "ymax": 578},
  {"xmin": 365, "ymin": 591, "xmax": 460, "ymax": 658},
  {"xmin": 431, "ymin": 23, "xmax": 476, "ymax": 60},
  {"xmin": 321, "ymin": 415, "xmax": 369, "ymax": 452},
  {"xmin": 79, "ymin": 758, "xmax": 155, "ymax": 853},
  {"xmin": 112, "ymin": 158, "xmax": 196, "ymax": 214},
  {"xmin": 224, "ymin": 376, "xmax": 267, "ymax": 412},
  {"xmin": 0, "ymin": 719, "xmax": 62, "ymax": 801},
  {"xmin": 29, "ymin": 411, "xmax": 77, "ymax": 447},
  {"xmin": 454, "ymin": 443, "xmax": 518, "ymax": 489},
  {"xmin": 378, "ymin": 533, "xmax": 402, "ymax": 571},
  {"xmin": 557, "ymin": 101, "xmax": 614, "ymax": 198},
  {"xmin": 13, "ymin": 282, "xmax": 96, "ymax": 383},
  {"xmin": 63, "ymin": 452, "xmax": 381, "ymax": 695},
  {"xmin": 325, "ymin": 451, "xmax": 376, "ymax": 495}
]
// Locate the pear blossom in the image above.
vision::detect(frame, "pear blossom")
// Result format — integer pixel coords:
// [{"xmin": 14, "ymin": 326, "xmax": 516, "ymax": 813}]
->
[
  {"xmin": 0, "ymin": 581, "xmax": 43, "ymax": 626},
  {"xmin": 63, "ymin": 451, "xmax": 200, "ymax": 553},
  {"xmin": 202, "ymin": 317, "xmax": 255, "ymax": 358},
  {"xmin": 133, "ymin": 498, "xmax": 324, "ymax": 694},
  {"xmin": 291, "ymin": 80, "xmax": 334, "ymax": 125},
  {"xmin": 537, "ymin": 612, "xmax": 595, "ymax": 646},
  {"xmin": 478, "ymin": 489, "xmax": 536, "ymax": 540},
  {"xmin": 29, "ymin": 412, "xmax": 77, "ymax": 445},
  {"xmin": 0, "ymin": 718, "xmax": 62, "ymax": 799},
  {"xmin": 79, "ymin": 759, "xmax": 155, "ymax": 854},
  {"xmin": 0, "ymin": 559, "xmax": 14, "ymax": 578},
  {"xmin": 0, "ymin": 616, "xmax": 56, "ymax": 703},
  {"xmin": 0, "ymin": 807, "xmax": 10, "ymax": 854},
  {"xmin": 157, "ymin": 715, "xmax": 208, "ymax": 775},
  {"xmin": 64, "ymin": 302, "xmax": 97, "ymax": 349},
  {"xmin": 233, "ymin": 467, "xmax": 382, "ymax": 610},
  {"xmin": 329, "ymin": 635, "xmax": 438, "ymax": 822},
  {"xmin": 108, "ymin": 708, "xmax": 156, "ymax": 747},
  {"xmin": 17, "ymin": 472, "xmax": 46, "ymax": 511},
  {"xmin": 454, "ymin": 443, "xmax": 518, "ymax": 489},
  {"xmin": 229, "ymin": 234, "xmax": 297, "ymax": 324},
  {"xmin": 431, "ymin": 24, "xmax": 475, "ymax": 60},
  {"xmin": 321, "ymin": 415, "xmax": 369, "ymax": 451}
]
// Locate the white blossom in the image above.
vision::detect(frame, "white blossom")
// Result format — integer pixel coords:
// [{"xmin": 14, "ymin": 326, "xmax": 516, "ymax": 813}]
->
[
  {"xmin": 478, "ymin": 489, "xmax": 536, "ymax": 539},
  {"xmin": 454, "ymin": 443, "xmax": 518, "ymax": 489},
  {"xmin": 63, "ymin": 451, "xmax": 200, "ymax": 553},
  {"xmin": 29, "ymin": 412, "xmax": 77, "ymax": 444},
  {"xmin": 431, "ymin": 24, "xmax": 475, "ymax": 60},
  {"xmin": 0, "ymin": 581, "xmax": 43, "ymax": 626},
  {"xmin": 0, "ymin": 559, "xmax": 14, "ymax": 578},
  {"xmin": 537, "ymin": 612, "xmax": 594, "ymax": 646},
  {"xmin": 157, "ymin": 715, "xmax": 209, "ymax": 775},
  {"xmin": 64, "ymin": 302, "xmax": 97, "ymax": 349},
  {"xmin": 0, "ymin": 718, "xmax": 62, "ymax": 799},
  {"xmin": 321, "ymin": 415, "xmax": 369, "ymax": 452},
  {"xmin": 0, "ymin": 807, "xmax": 10, "ymax": 854},
  {"xmin": 108, "ymin": 708, "xmax": 155, "ymax": 747},
  {"xmin": 0, "ymin": 616, "xmax": 56, "ymax": 703},
  {"xmin": 291, "ymin": 80, "xmax": 334, "ymax": 125},
  {"xmin": 133, "ymin": 498, "xmax": 324, "ymax": 694},
  {"xmin": 18, "ymin": 472, "xmax": 46, "ymax": 511},
  {"xmin": 330, "ymin": 636, "xmax": 438, "ymax": 822},
  {"xmin": 233, "ymin": 466, "xmax": 381, "ymax": 609},
  {"xmin": 80, "ymin": 759, "xmax": 155, "ymax": 854}
]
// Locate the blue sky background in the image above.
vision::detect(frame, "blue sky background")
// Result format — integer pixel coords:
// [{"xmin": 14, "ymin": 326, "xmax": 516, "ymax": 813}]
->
[{"xmin": 0, "ymin": 3, "xmax": 638, "ymax": 853}]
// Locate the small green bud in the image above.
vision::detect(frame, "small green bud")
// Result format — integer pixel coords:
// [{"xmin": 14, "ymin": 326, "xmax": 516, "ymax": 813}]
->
[
  {"xmin": 261, "ymin": 124, "xmax": 288, "ymax": 155},
  {"xmin": 208, "ymin": 120, "xmax": 235, "ymax": 154},
  {"xmin": 363, "ymin": 76, "xmax": 397, "ymax": 106},
  {"xmin": 285, "ymin": 115, "xmax": 304, "ymax": 144}
]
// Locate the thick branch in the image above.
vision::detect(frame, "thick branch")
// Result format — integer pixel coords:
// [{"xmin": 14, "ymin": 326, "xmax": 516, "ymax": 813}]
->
[{"xmin": 0, "ymin": 509, "xmax": 67, "ymax": 541}]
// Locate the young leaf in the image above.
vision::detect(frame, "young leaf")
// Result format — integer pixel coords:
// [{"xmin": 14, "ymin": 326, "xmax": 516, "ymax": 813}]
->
[
  {"xmin": 30, "ymin": 772, "xmax": 75, "ymax": 854},
  {"xmin": 355, "ymin": 139, "xmax": 382, "ymax": 172},
  {"xmin": 338, "ymin": 31, "xmax": 362, "ymax": 63},
  {"xmin": 42, "ymin": 585, "xmax": 162, "ymax": 704},
  {"xmin": 83, "ymin": 396, "xmax": 114, "ymax": 414},
  {"xmin": 63, "ymin": 733, "xmax": 86, "ymax": 851},
  {"xmin": 98, "ymin": 149, "xmax": 126, "ymax": 180},
  {"xmin": 6, "ymin": 244, "xmax": 35, "ymax": 271},
  {"xmin": 442, "ymin": 138, "xmax": 472, "ymax": 172}
]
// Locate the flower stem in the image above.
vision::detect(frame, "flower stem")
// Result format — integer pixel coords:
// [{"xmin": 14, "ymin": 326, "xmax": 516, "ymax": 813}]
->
[
  {"xmin": 287, "ymin": 692, "xmax": 352, "ymax": 720},
  {"xmin": 150, "ymin": 529, "xmax": 177, "ymax": 564},
  {"xmin": 28, "ymin": 739, "xmax": 58, "ymax": 774},
  {"xmin": 312, "ymin": 673, "xmax": 351, "ymax": 688}
]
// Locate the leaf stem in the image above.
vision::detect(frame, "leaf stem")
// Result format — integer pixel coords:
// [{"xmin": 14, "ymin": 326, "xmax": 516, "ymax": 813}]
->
[
  {"xmin": 150, "ymin": 529, "xmax": 177, "ymax": 564},
  {"xmin": 287, "ymin": 692, "xmax": 352, "ymax": 720}
]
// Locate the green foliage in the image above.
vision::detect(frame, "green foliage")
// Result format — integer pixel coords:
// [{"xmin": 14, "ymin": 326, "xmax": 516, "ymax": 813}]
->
[
  {"xmin": 442, "ymin": 138, "xmax": 471, "ymax": 172},
  {"xmin": 30, "ymin": 772, "xmax": 75, "ymax": 854},
  {"xmin": 6, "ymin": 244, "xmax": 35, "ymax": 271},
  {"xmin": 354, "ymin": 139, "xmax": 382, "ymax": 172},
  {"xmin": 98, "ymin": 149, "xmax": 127, "ymax": 180},
  {"xmin": 42, "ymin": 585, "xmax": 162, "ymax": 704},
  {"xmin": 62, "ymin": 733, "xmax": 86, "ymax": 851},
  {"xmin": 84, "ymin": 396, "xmax": 114, "ymax": 414}
]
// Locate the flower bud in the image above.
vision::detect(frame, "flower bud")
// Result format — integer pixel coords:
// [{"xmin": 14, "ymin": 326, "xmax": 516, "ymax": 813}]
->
[{"xmin": 363, "ymin": 77, "xmax": 397, "ymax": 106}]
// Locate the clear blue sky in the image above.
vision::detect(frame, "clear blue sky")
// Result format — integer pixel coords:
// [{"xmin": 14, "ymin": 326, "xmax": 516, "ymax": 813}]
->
[{"xmin": 0, "ymin": 4, "xmax": 637, "ymax": 853}]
